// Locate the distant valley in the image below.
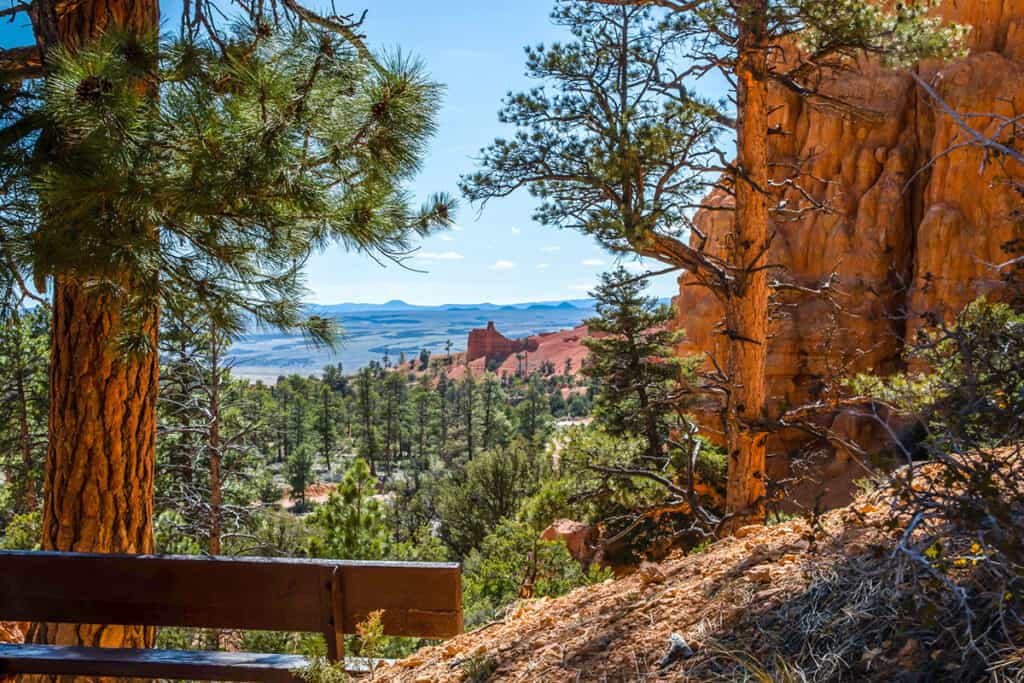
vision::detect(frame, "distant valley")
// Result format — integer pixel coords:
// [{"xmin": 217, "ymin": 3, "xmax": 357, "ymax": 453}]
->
[{"xmin": 228, "ymin": 299, "xmax": 601, "ymax": 382}]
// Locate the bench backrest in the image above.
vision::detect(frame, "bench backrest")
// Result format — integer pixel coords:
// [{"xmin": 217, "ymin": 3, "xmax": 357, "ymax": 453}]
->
[{"xmin": 0, "ymin": 550, "xmax": 462, "ymax": 640}]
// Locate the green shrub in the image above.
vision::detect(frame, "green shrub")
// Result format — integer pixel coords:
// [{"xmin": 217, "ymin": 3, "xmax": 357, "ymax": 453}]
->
[
  {"xmin": 307, "ymin": 458, "xmax": 388, "ymax": 561},
  {"xmin": 851, "ymin": 298, "xmax": 1024, "ymax": 673},
  {"xmin": 436, "ymin": 440, "xmax": 544, "ymax": 557},
  {"xmin": 462, "ymin": 518, "xmax": 598, "ymax": 627},
  {"xmin": 154, "ymin": 509, "xmax": 203, "ymax": 555},
  {"xmin": 0, "ymin": 510, "xmax": 40, "ymax": 550}
]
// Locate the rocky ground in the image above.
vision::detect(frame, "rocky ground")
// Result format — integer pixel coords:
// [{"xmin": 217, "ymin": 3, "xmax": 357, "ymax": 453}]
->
[{"xmin": 375, "ymin": 483, "xmax": 1008, "ymax": 682}]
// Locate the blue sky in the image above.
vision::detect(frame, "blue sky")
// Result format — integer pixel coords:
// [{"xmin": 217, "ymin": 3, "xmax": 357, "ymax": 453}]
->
[{"xmin": 0, "ymin": 0, "xmax": 682, "ymax": 306}]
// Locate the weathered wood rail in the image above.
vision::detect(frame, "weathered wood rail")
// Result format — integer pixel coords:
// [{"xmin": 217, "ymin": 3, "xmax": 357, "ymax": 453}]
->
[{"xmin": 0, "ymin": 550, "xmax": 462, "ymax": 682}]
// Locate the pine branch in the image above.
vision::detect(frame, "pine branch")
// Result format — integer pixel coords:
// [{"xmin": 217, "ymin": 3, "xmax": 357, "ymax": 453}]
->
[
  {"xmin": 0, "ymin": 2, "xmax": 30, "ymax": 20},
  {"xmin": 585, "ymin": 0, "xmax": 704, "ymax": 11},
  {"xmin": 277, "ymin": 0, "xmax": 381, "ymax": 74}
]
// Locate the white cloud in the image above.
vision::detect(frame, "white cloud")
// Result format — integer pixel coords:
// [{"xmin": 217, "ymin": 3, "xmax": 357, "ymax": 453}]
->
[
  {"xmin": 536, "ymin": 263, "xmax": 551, "ymax": 270},
  {"xmin": 511, "ymin": 226, "xmax": 522, "ymax": 235},
  {"xmin": 568, "ymin": 283, "xmax": 592, "ymax": 292},
  {"xmin": 450, "ymin": 224, "xmax": 465, "ymax": 232},
  {"xmin": 582, "ymin": 258, "xmax": 605, "ymax": 267},
  {"xmin": 439, "ymin": 234, "xmax": 455, "ymax": 242},
  {"xmin": 416, "ymin": 251, "xmax": 465, "ymax": 261},
  {"xmin": 540, "ymin": 245, "xmax": 561, "ymax": 253},
  {"xmin": 489, "ymin": 260, "xmax": 517, "ymax": 270}
]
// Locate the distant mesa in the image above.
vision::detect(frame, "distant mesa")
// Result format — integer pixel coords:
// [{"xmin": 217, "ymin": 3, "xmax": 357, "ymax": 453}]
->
[
  {"xmin": 431, "ymin": 320, "xmax": 593, "ymax": 382},
  {"xmin": 391, "ymin": 319, "xmax": 593, "ymax": 382},
  {"xmin": 466, "ymin": 321, "xmax": 539, "ymax": 363}
]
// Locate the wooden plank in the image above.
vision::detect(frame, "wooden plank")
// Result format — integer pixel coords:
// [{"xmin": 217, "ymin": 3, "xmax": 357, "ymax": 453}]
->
[
  {"xmin": 0, "ymin": 551, "xmax": 462, "ymax": 638},
  {"xmin": 0, "ymin": 644, "xmax": 307, "ymax": 683},
  {"xmin": 336, "ymin": 560, "xmax": 463, "ymax": 635},
  {"xmin": 324, "ymin": 567, "xmax": 345, "ymax": 663}
]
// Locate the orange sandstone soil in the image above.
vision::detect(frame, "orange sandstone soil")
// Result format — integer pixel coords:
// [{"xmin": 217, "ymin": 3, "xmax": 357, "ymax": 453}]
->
[{"xmin": 376, "ymin": 501, "xmax": 899, "ymax": 682}]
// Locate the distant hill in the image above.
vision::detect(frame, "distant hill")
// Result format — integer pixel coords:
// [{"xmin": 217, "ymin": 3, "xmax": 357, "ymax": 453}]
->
[
  {"xmin": 231, "ymin": 297, "xmax": 676, "ymax": 382},
  {"xmin": 230, "ymin": 299, "xmax": 604, "ymax": 382},
  {"xmin": 308, "ymin": 298, "xmax": 600, "ymax": 315}
]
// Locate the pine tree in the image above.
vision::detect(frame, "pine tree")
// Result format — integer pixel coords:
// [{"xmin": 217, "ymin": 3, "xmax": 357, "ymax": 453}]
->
[
  {"xmin": 157, "ymin": 302, "xmax": 262, "ymax": 555},
  {"xmin": 0, "ymin": 308, "xmax": 49, "ymax": 514},
  {"xmin": 308, "ymin": 457, "xmax": 388, "ymax": 560},
  {"xmin": 322, "ymin": 363, "xmax": 349, "ymax": 395},
  {"xmin": 0, "ymin": 0, "xmax": 452, "ymax": 654},
  {"xmin": 272, "ymin": 382, "xmax": 293, "ymax": 464},
  {"xmin": 583, "ymin": 268, "xmax": 690, "ymax": 460},
  {"xmin": 478, "ymin": 372, "xmax": 507, "ymax": 452},
  {"xmin": 464, "ymin": 0, "xmax": 963, "ymax": 528},
  {"xmin": 436, "ymin": 371, "xmax": 453, "ymax": 465},
  {"xmin": 461, "ymin": 373, "xmax": 476, "ymax": 459},
  {"xmin": 516, "ymin": 374, "xmax": 551, "ymax": 445},
  {"xmin": 411, "ymin": 376, "xmax": 436, "ymax": 470},
  {"xmin": 314, "ymin": 384, "xmax": 337, "ymax": 472},
  {"xmin": 383, "ymin": 370, "xmax": 407, "ymax": 472},
  {"xmin": 356, "ymin": 367, "xmax": 380, "ymax": 474},
  {"xmin": 288, "ymin": 381, "xmax": 310, "ymax": 463},
  {"xmin": 286, "ymin": 444, "xmax": 315, "ymax": 512}
]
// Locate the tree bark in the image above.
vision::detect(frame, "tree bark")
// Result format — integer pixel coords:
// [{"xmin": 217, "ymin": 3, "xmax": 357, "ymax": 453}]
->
[
  {"xmin": 28, "ymin": 0, "xmax": 160, "ymax": 673},
  {"xmin": 31, "ymin": 278, "xmax": 159, "ymax": 660},
  {"xmin": 723, "ymin": 0, "xmax": 770, "ymax": 529}
]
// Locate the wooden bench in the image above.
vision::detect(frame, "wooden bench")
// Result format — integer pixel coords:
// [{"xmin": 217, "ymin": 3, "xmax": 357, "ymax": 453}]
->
[{"xmin": 0, "ymin": 550, "xmax": 462, "ymax": 682}]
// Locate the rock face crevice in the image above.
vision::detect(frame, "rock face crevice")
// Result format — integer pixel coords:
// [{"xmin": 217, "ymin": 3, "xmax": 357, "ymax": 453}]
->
[{"xmin": 675, "ymin": 1, "xmax": 1024, "ymax": 505}]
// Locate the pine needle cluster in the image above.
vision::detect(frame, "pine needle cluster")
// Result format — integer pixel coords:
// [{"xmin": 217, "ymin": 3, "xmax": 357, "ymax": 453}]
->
[{"xmin": 0, "ymin": 20, "xmax": 454, "ymax": 347}]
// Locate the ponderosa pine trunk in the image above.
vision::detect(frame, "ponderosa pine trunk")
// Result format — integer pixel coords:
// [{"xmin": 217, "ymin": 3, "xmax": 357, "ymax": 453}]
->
[
  {"xmin": 723, "ymin": 0, "xmax": 770, "ymax": 528},
  {"xmin": 30, "ymin": 279, "xmax": 159, "ymax": 661},
  {"xmin": 28, "ymin": 0, "xmax": 160, "ymax": 670}
]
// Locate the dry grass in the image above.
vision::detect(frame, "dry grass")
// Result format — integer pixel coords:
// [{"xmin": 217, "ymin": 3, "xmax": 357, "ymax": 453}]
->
[{"xmin": 376, "ymin": 461, "xmax": 1022, "ymax": 682}]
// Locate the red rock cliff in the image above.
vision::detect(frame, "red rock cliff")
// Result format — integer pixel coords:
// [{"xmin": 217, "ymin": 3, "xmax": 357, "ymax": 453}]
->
[
  {"xmin": 466, "ymin": 321, "xmax": 538, "ymax": 363},
  {"xmin": 675, "ymin": 1, "xmax": 1024, "ymax": 504}
]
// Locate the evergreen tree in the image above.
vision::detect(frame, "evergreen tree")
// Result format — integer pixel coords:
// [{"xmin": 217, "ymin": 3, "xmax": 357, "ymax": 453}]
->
[
  {"xmin": 411, "ymin": 376, "xmax": 436, "ymax": 470},
  {"xmin": 356, "ymin": 367, "xmax": 380, "ymax": 474},
  {"xmin": 314, "ymin": 384, "xmax": 337, "ymax": 472},
  {"xmin": 286, "ymin": 445, "xmax": 315, "ymax": 512},
  {"xmin": 461, "ymin": 373, "xmax": 476, "ymax": 459},
  {"xmin": 516, "ymin": 374, "xmax": 551, "ymax": 445},
  {"xmin": 157, "ymin": 304, "xmax": 264, "ymax": 555},
  {"xmin": 436, "ymin": 440, "xmax": 543, "ymax": 557},
  {"xmin": 0, "ymin": 0, "xmax": 454, "ymax": 655},
  {"xmin": 583, "ymin": 268, "xmax": 690, "ymax": 460},
  {"xmin": 478, "ymin": 372, "xmax": 508, "ymax": 452},
  {"xmin": 308, "ymin": 457, "xmax": 388, "ymax": 560},
  {"xmin": 437, "ymin": 372, "xmax": 453, "ymax": 465},
  {"xmin": 272, "ymin": 382, "xmax": 293, "ymax": 464},
  {"xmin": 383, "ymin": 370, "xmax": 407, "ymax": 472},
  {"xmin": 322, "ymin": 364, "xmax": 349, "ymax": 396},
  {"xmin": 463, "ymin": 0, "xmax": 962, "ymax": 527},
  {"xmin": 0, "ymin": 308, "xmax": 49, "ymax": 515},
  {"xmin": 288, "ymin": 382, "xmax": 310, "ymax": 462}
]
